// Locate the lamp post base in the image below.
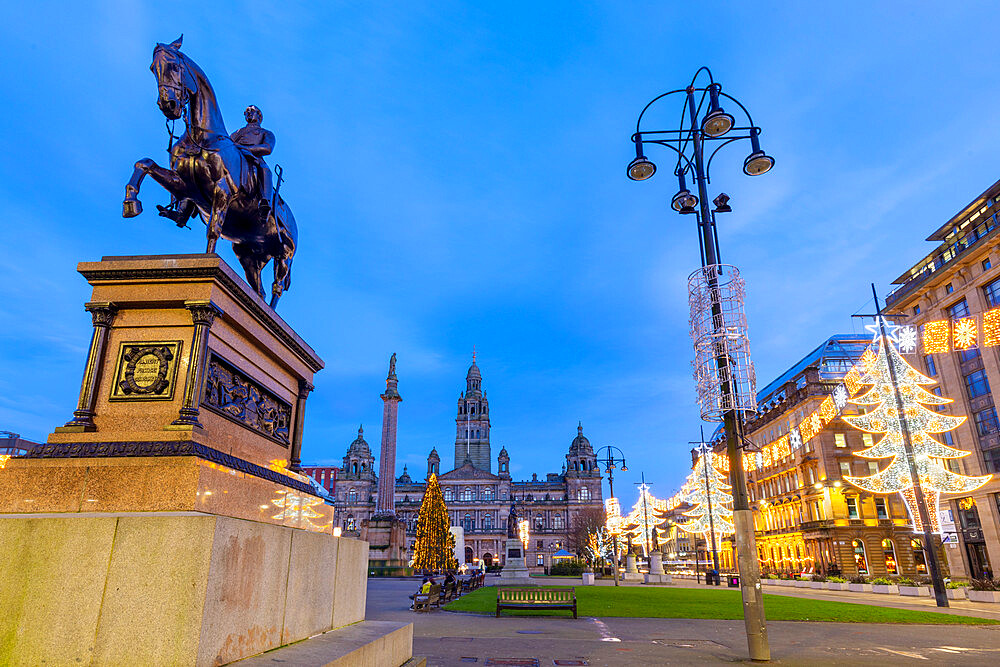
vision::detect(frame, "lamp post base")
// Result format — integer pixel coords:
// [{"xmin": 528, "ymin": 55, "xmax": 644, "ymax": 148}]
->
[{"xmin": 734, "ymin": 509, "xmax": 769, "ymax": 661}]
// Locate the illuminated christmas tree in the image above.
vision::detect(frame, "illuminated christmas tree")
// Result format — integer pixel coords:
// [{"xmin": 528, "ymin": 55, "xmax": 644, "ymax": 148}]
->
[
  {"xmin": 621, "ymin": 483, "xmax": 668, "ymax": 557},
  {"xmin": 412, "ymin": 473, "xmax": 458, "ymax": 572},
  {"xmin": 843, "ymin": 328, "xmax": 991, "ymax": 532},
  {"xmin": 678, "ymin": 451, "xmax": 734, "ymax": 548}
]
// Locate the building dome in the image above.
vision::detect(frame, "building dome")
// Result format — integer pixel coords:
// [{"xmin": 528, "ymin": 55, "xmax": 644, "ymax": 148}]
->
[
  {"xmin": 569, "ymin": 423, "xmax": 593, "ymax": 454},
  {"xmin": 397, "ymin": 465, "xmax": 412, "ymax": 484},
  {"xmin": 347, "ymin": 425, "xmax": 370, "ymax": 455},
  {"xmin": 428, "ymin": 447, "xmax": 440, "ymax": 462}
]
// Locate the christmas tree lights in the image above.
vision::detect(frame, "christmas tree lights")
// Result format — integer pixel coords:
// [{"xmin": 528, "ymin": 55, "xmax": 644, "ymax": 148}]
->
[
  {"xmin": 412, "ymin": 473, "xmax": 459, "ymax": 572},
  {"xmin": 842, "ymin": 328, "xmax": 991, "ymax": 532},
  {"xmin": 678, "ymin": 450, "xmax": 734, "ymax": 548},
  {"xmin": 620, "ymin": 483, "xmax": 669, "ymax": 556}
]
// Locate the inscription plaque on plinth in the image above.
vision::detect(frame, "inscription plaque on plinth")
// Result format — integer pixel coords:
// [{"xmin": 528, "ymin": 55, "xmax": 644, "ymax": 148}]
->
[{"xmin": 110, "ymin": 341, "xmax": 182, "ymax": 400}]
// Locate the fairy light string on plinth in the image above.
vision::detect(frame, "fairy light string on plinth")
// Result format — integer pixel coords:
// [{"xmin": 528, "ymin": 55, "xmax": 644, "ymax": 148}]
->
[{"xmin": 841, "ymin": 324, "xmax": 990, "ymax": 532}]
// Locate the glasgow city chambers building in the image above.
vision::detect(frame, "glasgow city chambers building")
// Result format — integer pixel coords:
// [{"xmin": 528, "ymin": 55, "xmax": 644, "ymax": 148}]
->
[{"xmin": 333, "ymin": 357, "xmax": 605, "ymax": 570}]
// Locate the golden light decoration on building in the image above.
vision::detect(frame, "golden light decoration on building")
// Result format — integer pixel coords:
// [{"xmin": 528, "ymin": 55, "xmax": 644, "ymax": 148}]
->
[
  {"xmin": 984, "ymin": 309, "xmax": 1000, "ymax": 347},
  {"xmin": 818, "ymin": 395, "xmax": 837, "ymax": 424},
  {"xmin": 954, "ymin": 318, "xmax": 977, "ymax": 349},
  {"xmin": 842, "ymin": 332, "xmax": 991, "ymax": 533},
  {"xmin": 922, "ymin": 320, "xmax": 950, "ymax": 354},
  {"xmin": 0, "ymin": 454, "xmax": 10, "ymax": 470},
  {"xmin": 271, "ymin": 488, "xmax": 330, "ymax": 531},
  {"xmin": 605, "ymin": 497, "xmax": 623, "ymax": 535},
  {"xmin": 518, "ymin": 518, "xmax": 530, "ymax": 548}
]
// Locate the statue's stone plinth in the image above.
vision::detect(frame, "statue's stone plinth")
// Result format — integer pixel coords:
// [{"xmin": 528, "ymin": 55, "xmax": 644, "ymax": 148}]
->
[
  {"xmin": 362, "ymin": 514, "xmax": 411, "ymax": 576},
  {"xmin": 500, "ymin": 537, "xmax": 533, "ymax": 584},
  {"xmin": 0, "ymin": 254, "xmax": 411, "ymax": 665}
]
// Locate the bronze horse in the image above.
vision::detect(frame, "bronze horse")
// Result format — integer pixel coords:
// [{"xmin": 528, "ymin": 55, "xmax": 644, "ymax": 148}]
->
[{"xmin": 123, "ymin": 36, "xmax": 297, "ymax": 308}]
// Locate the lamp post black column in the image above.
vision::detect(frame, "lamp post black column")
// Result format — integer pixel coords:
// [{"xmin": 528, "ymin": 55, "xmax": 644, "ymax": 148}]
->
[
  {"xmin": 596, "ymin": 445, "xmax": 627, "ymax": 586},
  {"xmin": 628, "ymin": 67, "xmax": 774, "ymax": 661}
]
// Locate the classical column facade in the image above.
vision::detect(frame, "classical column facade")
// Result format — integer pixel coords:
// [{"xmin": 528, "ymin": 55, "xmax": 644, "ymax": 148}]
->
[{"xmin": 375, "ymin": 353, "xmax": 401, "ymax": 517}]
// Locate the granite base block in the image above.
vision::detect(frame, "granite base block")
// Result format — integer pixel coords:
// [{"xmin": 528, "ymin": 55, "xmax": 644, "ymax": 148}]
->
[
  {"xmin": 234, "ymin": 620, "xmax": 413, "ymax": 667},
  {"xmin": 0, "ymin": 512, "xmax": 366, "ymax": 666}
]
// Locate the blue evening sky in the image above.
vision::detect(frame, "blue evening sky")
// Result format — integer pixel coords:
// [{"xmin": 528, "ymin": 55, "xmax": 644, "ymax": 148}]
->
[{"xmin": 3, "ymin": 2, "xmax": 999, "ymax": 509}]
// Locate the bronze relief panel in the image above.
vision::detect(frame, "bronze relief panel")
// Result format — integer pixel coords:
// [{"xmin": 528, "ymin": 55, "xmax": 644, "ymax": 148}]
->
[
  {"xmin": 109, "ymin": 341, "xmax": 183, "ymax": 401},
  {"xmin": 201, "ymin": 351, "xmax": 291, "ymax": 446}
]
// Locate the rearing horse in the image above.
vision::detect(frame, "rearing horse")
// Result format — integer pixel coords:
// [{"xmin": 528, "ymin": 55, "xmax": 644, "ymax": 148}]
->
[{"xmin": 123, "ymin": 36, "xmax": 297, "ymax": 309}]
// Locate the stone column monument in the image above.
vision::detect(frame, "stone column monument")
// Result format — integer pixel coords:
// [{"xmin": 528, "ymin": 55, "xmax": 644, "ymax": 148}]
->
[
  {"xmin": 376, "ymin": 353, "xmax": 401, "ymax": 516},
  {"xmin": 361, "ymin": 354, "xmax": 409, "ymax": 575}
]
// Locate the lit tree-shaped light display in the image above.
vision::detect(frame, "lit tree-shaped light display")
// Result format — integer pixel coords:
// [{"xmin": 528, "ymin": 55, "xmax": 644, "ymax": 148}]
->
[
  {"xmin": 843, "ymin": 328, "xmax": 991, "ymax": 532},
  {"xmin": 621, "ymin": 482, "xmax": 668, "ymax": 557},
  {"xmin": 679, "ymin": 451, "xmax": 734, "ymax": 549},
  {"xmin": 412, "ymin": 473, "xmax": 458, "ymax": 572}
]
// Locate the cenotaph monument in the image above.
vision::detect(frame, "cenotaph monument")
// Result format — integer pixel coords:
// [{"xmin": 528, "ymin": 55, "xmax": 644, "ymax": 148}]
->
[
  {"xmin": 0, "ymin": 36, "xmax": 412, "ymax": 666},
  {"xmin": 360, "ymin": 354, "xmax": 410, "ymax": 575}
]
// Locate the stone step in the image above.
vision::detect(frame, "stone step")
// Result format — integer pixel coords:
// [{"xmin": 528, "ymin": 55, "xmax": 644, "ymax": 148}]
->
[{"xmin": 233, "ymin": 620, "xmax": 413, "ymax": 667}]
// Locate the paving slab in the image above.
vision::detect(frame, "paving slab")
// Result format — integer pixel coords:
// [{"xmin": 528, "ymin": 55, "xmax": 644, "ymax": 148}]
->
[{"xmin": 367, "ymin": 577, "xmax": 1000, "ymax": 665}]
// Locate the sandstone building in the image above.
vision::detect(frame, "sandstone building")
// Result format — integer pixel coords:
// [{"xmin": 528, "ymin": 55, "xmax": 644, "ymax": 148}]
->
[
  {"xmin": 334, "ymin": 357, "xmax": 605, "ymax": 570},
  {"xmin": 885, "ymin": 178, "xmax": 1000, "ymax": 579}
]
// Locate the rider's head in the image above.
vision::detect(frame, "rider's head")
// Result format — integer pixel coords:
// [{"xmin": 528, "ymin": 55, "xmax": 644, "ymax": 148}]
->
[{"xmin": 244, "ymin": 105, "xmax": 262, "ymax": 124}]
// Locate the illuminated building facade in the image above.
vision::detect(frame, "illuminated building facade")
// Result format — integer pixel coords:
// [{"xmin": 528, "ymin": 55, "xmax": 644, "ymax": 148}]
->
[
  {"xmin": 726, "ymin": 334, "xmax": 943, "ymax": 578},
  {"xmin": 335, "ymin": 357, "xmax": 604, "ymax": 570},
  {"xmin": 885, "ymin": 178, "xmax": 1000, "ymax": 579}
]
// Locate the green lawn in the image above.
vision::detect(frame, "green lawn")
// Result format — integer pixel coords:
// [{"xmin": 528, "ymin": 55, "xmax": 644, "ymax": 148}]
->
[{"xmin": 443, "ymin": 586, "xmax": 999, "ymax": 625}]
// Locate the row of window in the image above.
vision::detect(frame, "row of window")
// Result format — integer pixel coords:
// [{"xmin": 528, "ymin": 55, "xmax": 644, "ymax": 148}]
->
[
  {"xmin": 343, "ymin": 486, "xmax": 594, "ymax": 504},
  {"xmin": 852, "ymin": 537, "xmax": 926, "ymax": 576}
]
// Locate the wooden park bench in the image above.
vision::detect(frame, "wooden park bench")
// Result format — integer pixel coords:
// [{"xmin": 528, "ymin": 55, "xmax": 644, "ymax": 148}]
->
[
  {"xmin": 496, "ymin": 587, "xmax": 577, "ymax": 618},
  {"xmin": 412, "ymin": 583, "xmax": 441, "ymax": 612}
]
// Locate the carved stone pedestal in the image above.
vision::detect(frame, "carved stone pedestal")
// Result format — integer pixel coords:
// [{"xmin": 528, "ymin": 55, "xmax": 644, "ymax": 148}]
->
[
  {"xmin": 362, "ymin": 514, "xmax": 411, "ymax": 576},
  {"xmin": 0, "ymin": 254, "xmax": 412, "ymax": 666},
  {"xmin": 500, "ymin": 537, "xmax": 532, "ymax": 584}
]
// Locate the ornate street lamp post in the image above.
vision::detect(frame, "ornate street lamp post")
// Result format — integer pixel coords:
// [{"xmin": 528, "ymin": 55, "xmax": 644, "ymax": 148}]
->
[
  {"xmin": 596, "ymin": 445, "xmax": 627, "ymax": 586},
  {"xmin": 628, "ymin": 67, "xmax": 773, "ymax": 661}
]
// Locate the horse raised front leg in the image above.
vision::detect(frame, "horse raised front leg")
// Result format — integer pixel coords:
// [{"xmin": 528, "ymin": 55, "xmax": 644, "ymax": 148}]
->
[
  {"xmin": 123, "ymin": 159, "xmax": 186, "ymax": 219},
  {"xmin": 123, "ymin": 158, "xmax": 156, "ymax": 217}
]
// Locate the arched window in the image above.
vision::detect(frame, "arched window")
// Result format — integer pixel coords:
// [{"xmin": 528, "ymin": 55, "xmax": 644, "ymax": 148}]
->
[
  {"xmin": 579, "ymin": 487, "xmax": 590, "ymax": 501},
  {"xmin": 852, "ymin": 539, "xmax": 869, "ymax": 575},
  {"xmin": 483, "ymin": 487, "xmax": 494, "ymax": 500},
  {"xmin": 484, "ymin": 514, "xmax": 493, "ymax": 531},
  {"xmin": 882, "ymin": 538, "xmax": 898, "ymax": 574},
  {"xmin": 345, "ymin": 515, "xmax": 355, "ymax": 531},
  {"xmin": 553, "ymin": 514, "xmax": 564, "ymax": 529},
  {"xmin": 464, "ymin": 545, "xmax": 474, "ymax": 563},
  {"xmin": 463, "ymin": 513, "xmax": 473, "ymax": 531},
  {"xmin": 352, "ymin": 462, "xmax": 358, "ymax": 475},
  {"xmin": 462, "ymin": 487, "xmax": 473, "ymax": 501},
  {"xmin": 348, "ymin": 488, "xmax": 358, "ymax": 504},
  {"xmin": 476, "ymin": 429, "xmax": 480, "ymax": 438},
  {"xmin": 535, "ymin": 514, "xmax": 545, "ymax": 530},
  {"xmin": 443, "ymin": 487, "xmax": 453, "ymax": 501},
  {"xmin": 911, "ymin": 538, "xmax": 927, "ymax": 574}
]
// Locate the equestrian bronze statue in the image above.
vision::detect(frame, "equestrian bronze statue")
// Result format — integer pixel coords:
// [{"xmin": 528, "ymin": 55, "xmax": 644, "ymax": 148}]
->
[{"xmin": 123, "ymin": 36, "xmax": 297, "ymax": 309}]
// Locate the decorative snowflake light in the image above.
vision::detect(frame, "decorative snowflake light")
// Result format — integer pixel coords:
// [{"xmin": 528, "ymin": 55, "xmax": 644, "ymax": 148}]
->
[
  {"xmin": 789, "ymin": 428, "xmax": 802, "ymax": 450},
  {"xmin": 842, "ymin": 332, "xmax": 991, "ymax": 532},
  {"xmin": 954, "ymin": 318, "xmax": 977, "ymax": 350},
  {"xmin": 897, "ymin": 326, "xmax": 917, "ymax": 354},
  {"xmin": 832, "ymin": 385, "xmax": 849, "ymax": 410}
]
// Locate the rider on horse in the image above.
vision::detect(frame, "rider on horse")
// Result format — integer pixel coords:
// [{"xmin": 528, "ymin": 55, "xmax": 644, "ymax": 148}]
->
[
  {"xmin": 159, "ymin": 105, "xmax": 276, "ymax": 226},
  {"xmin": 230, "ymin": 105, "xmax": 276, "ymax": 220}
]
